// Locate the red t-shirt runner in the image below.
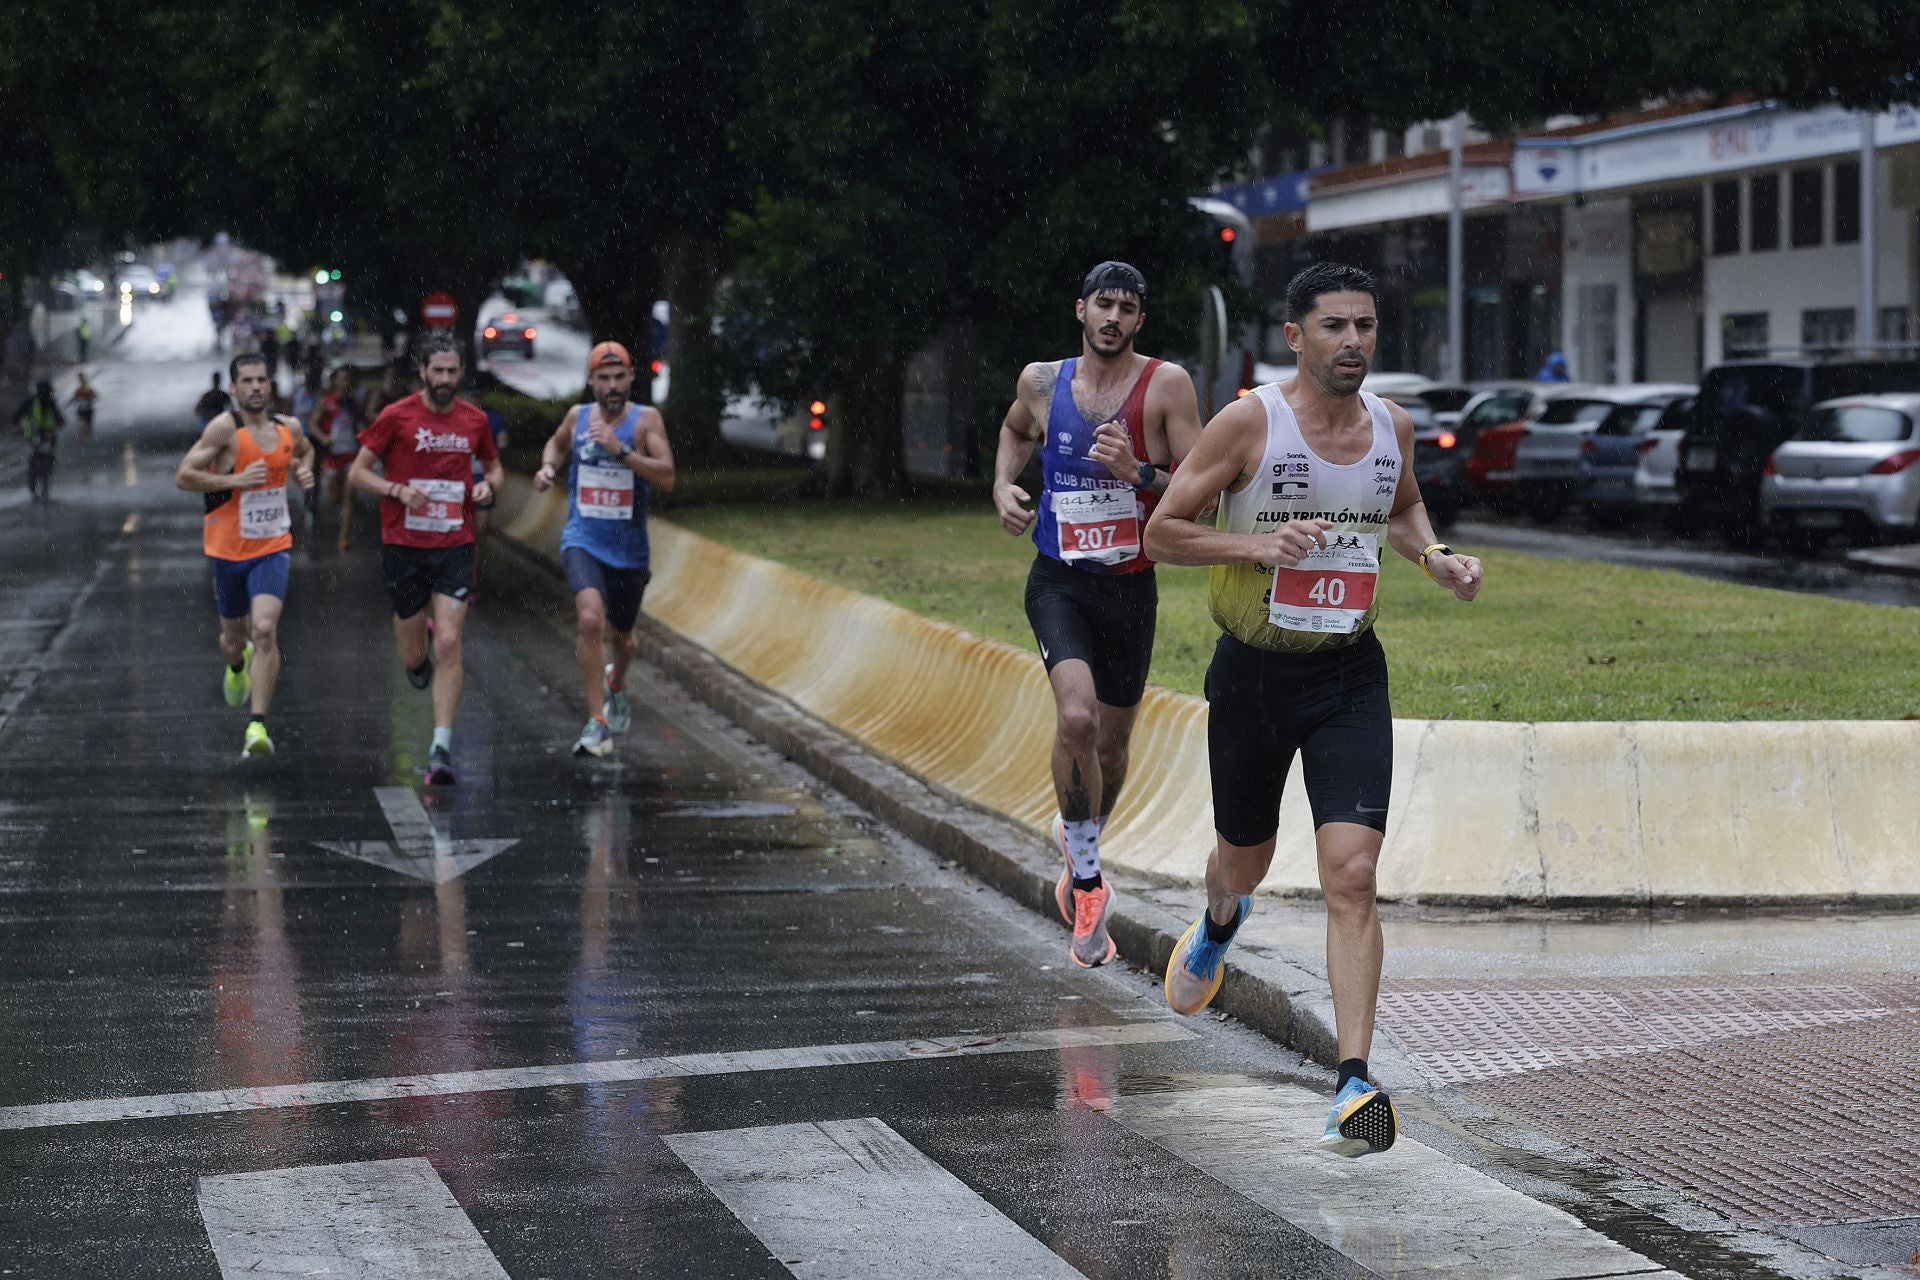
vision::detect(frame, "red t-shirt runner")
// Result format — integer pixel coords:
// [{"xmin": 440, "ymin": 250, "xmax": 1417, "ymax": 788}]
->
[{"xmin": 358, "ymin": 395, "xmax": 499, "ymax": 549}]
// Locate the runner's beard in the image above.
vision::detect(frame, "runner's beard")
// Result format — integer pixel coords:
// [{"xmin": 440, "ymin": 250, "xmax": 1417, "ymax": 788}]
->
[
  {"xmin": 427, "ymin": 384, "xmax": 456, "ymax": 408},
  {"xmin": 239, "ymin": 391, "xmax": 270, "ymax": 413},
  {"xmin": 598, "ymin": 391, "xmax": 628, "ymax": 417},
  {"xmin": 1086, "ymin": 325, "xmax": 1133, "ymax": 358}
]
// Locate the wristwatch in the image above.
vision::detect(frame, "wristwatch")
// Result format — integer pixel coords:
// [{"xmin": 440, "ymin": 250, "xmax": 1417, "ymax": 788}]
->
[
  {"xmin": 1135, "ymin": 461, "xmax": 1156, "ymax": 490},
  {"xmin": 1419, "ymin": 542, "xmax": 1452, "ymax": 577}
]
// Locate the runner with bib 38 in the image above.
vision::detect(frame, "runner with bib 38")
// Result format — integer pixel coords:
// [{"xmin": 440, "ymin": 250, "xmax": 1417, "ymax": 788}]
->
[
  {"xmin": 1144, "ymin": 262, "xmax": 1483, "ymax": 1157},
  {"xmin": 991, "ymin": 260, "xmax": 1203, "ymax": 970}
]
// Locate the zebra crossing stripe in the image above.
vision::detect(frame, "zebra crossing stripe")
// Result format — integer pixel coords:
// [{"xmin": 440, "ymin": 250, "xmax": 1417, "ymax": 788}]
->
[
  {"xmin": 1108, "ymin": 1084, "xmax": 1677, "ymax": 1280},
  {"xmin": 0, "ymin": 1020, "xmax": 1192, "ymax": 1131},
  {"xmin": 667, "ymin": 1118, "xmax": 1086, "ymax": 1279},
  {"xmin": 197, "ymin": 1158, "xmax": 508, "ymax": 1279}
]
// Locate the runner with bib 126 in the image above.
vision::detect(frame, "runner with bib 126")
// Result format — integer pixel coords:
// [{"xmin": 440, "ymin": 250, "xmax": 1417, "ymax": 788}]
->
[
  {"xmin": 1144, "ymin": 262, "xmax": 1483, "ymax": 1157},
  {"xmin": 991, "ymin": 260, "xmax": 1203, "ymax": 970}
]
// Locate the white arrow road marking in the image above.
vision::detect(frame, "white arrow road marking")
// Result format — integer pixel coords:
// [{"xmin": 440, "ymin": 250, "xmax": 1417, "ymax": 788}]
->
[
  {"xmin": 315, "ymin": 787, "xmax": 518, "ymax": 883},
  {"xmin": 667, "ymin": 1118, "xmax": 1087, "ymax": 1279},
  {"xmin": 198, "ymin": 1157, "xmax": 509, "ymax": 1279},
  {"xmin": 1108, "ymin": 1085, "xmax": 1675, "ymax": 1280}
]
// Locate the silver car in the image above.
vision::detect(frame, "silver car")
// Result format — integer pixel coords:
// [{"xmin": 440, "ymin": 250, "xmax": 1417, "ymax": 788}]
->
[{"xmin": 1760, "ymin": 393, "xmax": 1920, "ymax": 548}]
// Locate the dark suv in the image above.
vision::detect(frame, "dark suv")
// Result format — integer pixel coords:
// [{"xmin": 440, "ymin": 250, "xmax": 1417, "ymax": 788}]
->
[{"xmin": 1676, "ymin": 360, "xmax": 1920, "ymax": 538}]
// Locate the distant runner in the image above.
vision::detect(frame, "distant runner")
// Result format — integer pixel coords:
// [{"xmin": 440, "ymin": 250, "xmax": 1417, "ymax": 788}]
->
[
  {"xmin": 316, "ymin": 366, "xmax": 365, "ymax": 549},
  {"xmin": 14, "ymin": 380, "xmax": 63, "ymax": 502},
  {"xmin": 991, "ymin": 261, "xmax": 1203, "ymax": 968},
  {"xmin": 532, "ymin": 342, "xmax": 674, "ymax": 757},
  {"xmin": 194, "ymin": 373, "xmax": 232, "ymax": 428},
  {"xmin": 347, "ymin": 333, "xmax": 503, "ymax": 785},
  {"xmin": 68, "ymin": 372, "xmax": 98, "ymax": 445},
  {"xmin": 175, "ymin": 352, "xmax": 317, "ymax": 758},
  {"xmin": 1144, "ymin": 262, "xmax": 1484, "ymax": 1156}
]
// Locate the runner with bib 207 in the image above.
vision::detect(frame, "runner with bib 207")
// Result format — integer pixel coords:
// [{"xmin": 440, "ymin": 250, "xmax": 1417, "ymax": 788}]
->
[
  {"xmin": 1144, "ymin": 262, "xmax": 1484, "ymax": 1157},
  {"xmin": 991, "ymin": 261, "xmax": 1203, "ymax": 970}
]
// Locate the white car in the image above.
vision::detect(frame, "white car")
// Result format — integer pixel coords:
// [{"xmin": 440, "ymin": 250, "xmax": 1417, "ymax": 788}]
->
[
  {"xmin": 1760, "ymin": 393, "xmax": 1920, "ymax": 549},
  {"xmin": 1512, "ymin": 383, "xmax": 1694, "ymax": 520}
]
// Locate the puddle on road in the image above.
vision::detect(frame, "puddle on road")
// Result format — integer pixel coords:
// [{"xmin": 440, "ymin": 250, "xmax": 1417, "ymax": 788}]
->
[{"xmin": 647, "ymin": 801, "xmax": 798, "ymax": 820}]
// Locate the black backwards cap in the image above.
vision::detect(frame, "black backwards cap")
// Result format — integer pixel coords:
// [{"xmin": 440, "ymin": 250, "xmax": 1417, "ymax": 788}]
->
[{"xmin": 1080, "ymin": 260, "xmax": 1147, "ymax": 301}]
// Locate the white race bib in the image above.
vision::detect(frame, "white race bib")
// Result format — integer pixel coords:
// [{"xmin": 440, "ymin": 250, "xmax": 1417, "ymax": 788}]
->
[
  {"xmin": 1052, "ymin": 488, "xmax": 1140, "ymax": 565},
  {"xmin": 239, "ymin": 485, "xmax": 291, "ymax": 540},
  {"xmin": 578, "ymin": 464, "xmax": 635, "ymax": 520},
  {"xmin": 403, "ymin": 477, "xmax": 468, "ymax": 534},
  {"xmin": 1268, "ymin": 532, "xmax": 1379, "ymax": 633}
]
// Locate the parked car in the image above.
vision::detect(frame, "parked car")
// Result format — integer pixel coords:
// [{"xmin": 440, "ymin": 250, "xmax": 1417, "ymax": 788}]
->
[
  {"xmin": 1675, "ymin": 359, "xmax": 1920, "ymax": 540},
  {"xmin": 1514, "ymin": 384, "xmax": 1694, "ymax": 521},
  {"xmin": 1460, "ymin": 383, "xmax": 1572, "ymax": 514},
  {"xmin": 480, "ymin": 311, "xmax": 537, "ymax": 360},
  {"xmin": 1428, "ymin": 383, "xmax": 1543, "ymax": 518},
  {"xmin": 1760, "ymin": 393, "xmax": 1920, "ymax": 550},
  {"xmin": 1417, "ymin": 383, "xmax": 1475, "ymax": 429},
  {"xmin": 1605, "ymin": 401, "xmax": 1697, "ymax": 521}
]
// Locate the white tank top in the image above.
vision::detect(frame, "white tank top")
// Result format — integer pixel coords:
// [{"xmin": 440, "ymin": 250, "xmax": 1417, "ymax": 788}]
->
[{"xmin": 1208, "ymin": 384, "xmax": 1401, "ymax": 653}]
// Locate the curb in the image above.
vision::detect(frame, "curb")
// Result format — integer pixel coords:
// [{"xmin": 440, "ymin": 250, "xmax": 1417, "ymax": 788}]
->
[
  {"xmin": 488, "ymin": 529, "xmax": 1357, "ymax": 1075},
  {"xmin": 1846, "ymin": 546, "xmax": 1920, "ymax": 579}
]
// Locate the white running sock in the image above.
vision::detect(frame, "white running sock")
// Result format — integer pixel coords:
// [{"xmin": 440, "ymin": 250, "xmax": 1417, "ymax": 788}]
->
[{"xmin": 1061, "ymin": 818, "xmax": 1102, "ymax": 880}]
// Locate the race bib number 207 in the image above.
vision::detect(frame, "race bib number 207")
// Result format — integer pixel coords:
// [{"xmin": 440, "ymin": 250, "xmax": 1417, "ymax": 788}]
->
[{"xmin": 1052, "ymin": 488, "xmax": 1140, "ymax": 566}]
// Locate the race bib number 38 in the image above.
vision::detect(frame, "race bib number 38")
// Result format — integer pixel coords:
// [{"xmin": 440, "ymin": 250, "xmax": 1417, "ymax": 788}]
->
[
  {"xmin": 403, "ymin": 478, "xmax": 469, "ymax": 534},
  {"xmin": 578, "ymin": 464, "xmax": 636, "ymax": 520},
  {"xmin": 1052, "ymin": 488, "xmax": 1140, "ymax": 566},
  {"xmin": 1269, "ymin": 532, "xmax": 1379, "ymax": 633}
]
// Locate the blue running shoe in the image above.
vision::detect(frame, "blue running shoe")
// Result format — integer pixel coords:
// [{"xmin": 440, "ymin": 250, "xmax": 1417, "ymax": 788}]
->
[
  {"xmin": 1164, "ymin": 896, "xmax": 1251, "ymax": 1015},
  {"xmin": 1320, "ymin": 1075, "xmax": 1398, "ymax": 1156}
]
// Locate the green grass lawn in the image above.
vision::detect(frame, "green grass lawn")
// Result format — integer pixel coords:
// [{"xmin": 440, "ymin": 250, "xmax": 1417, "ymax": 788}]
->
[{"xmin": 669, "ymin": 494, "xmax": 1920, "ymax": 721}]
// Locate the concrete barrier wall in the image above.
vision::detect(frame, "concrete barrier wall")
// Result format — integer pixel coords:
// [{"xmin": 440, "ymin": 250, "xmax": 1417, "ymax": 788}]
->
[{"xmin": 495, "ymin": 478, "xmax": 1920, "ymax": 903}]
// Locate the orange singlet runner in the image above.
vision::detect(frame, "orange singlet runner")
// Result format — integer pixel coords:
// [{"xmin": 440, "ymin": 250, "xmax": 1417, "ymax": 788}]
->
[{"xmin": 205, "ymin": 422, "xmax": 295, "ymax": 561}]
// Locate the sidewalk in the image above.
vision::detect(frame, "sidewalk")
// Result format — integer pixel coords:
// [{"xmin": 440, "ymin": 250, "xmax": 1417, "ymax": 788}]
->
[{"xmin": 1848, "ymin": 543, "xmax": 1920, "ymax": 577}]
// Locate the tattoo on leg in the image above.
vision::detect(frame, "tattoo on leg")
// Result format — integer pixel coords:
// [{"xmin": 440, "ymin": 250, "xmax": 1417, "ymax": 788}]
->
[{"xmin": 1064, "ymin": 761, "xmax": 1093, "ymax": 822}]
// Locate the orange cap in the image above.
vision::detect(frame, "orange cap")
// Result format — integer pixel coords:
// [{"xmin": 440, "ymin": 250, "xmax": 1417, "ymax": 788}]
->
[{"xmin": 588, "ymin": 341, "xmax": 633, "ymax": 371}]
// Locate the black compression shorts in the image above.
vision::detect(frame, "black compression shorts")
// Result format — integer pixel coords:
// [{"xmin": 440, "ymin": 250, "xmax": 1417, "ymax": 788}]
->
[
  {"xmin": 1206, "ymin": 629, "xmax": 1393, "ymax": 845},
  {"xmin": 1023, "ymin": 555, "xmax": 1157, "ymax": 708},
  {"xmin": 563, "ymin": 547, "xmax": 651, "ymax": 633}
]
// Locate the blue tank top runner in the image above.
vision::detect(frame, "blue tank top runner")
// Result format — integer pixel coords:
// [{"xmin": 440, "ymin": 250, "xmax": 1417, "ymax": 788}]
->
[
  {"xmin": 560, "ymin": 403, "xmax": 650, "ymax": 570},
  {"xmin": 1032, "ymin": 357, "xmax": 1144, "ymax": 576}
]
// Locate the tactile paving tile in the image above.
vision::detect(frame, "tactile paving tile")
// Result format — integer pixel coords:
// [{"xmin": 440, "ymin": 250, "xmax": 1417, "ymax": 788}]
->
[{"xmin": 1462, "ymin": 1008, "xmax": 1920, "ymax": 1226}]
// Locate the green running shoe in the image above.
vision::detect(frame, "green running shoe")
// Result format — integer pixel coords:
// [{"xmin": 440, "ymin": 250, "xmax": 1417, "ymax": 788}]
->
[
  {"xmin": 223, "ymin": 643, "xmax": 253, "ymax": 708},
  {"xmin": 242, "ymin": 720, "xmax": 274, "ymax": 759}
]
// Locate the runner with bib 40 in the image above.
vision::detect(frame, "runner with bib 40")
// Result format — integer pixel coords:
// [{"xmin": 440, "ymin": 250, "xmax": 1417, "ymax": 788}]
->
[
  {"xmin": 1144, "ymin": 262, "xmax": 1483, "ymax": 1157},
  {"xmin": 992, "ymin": 261, "xmax": 1203, "ymax": 970}
]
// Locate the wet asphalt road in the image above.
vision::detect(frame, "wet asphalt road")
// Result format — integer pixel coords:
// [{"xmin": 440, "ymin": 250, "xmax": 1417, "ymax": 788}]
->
[{"xmin": 0, "ymin": 339, "xmax": 1838, "ymax": 1279}]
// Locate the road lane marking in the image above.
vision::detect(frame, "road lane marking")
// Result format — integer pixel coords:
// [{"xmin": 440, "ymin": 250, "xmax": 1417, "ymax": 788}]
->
[
  {"xmin": 198, "ymin": 1157, "xmax": 508, "ymax": 1279},
  {"xmin": 0, "ymin": 1021, "xmax": 1191, "ymax": 1131},
  {"xmin": 0, "ymin": 527, "xmax": 125, "ymax": 740},
  {"xmin": 1108, "ymin": 1085, "xmax": 1674, "ymax": 1280},
  {"xmin": 314, "ymin": 787, "xmax": 518, "ymax": 883},
  {"xmin": 667, "ymin": 1118, "xmax": 1086, "ymax": 1278}
]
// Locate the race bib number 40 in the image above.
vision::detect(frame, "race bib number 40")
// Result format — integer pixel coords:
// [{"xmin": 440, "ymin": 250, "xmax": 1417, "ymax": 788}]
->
[
  {"xmin": 1052, "ymin": 488, "xmax": 1140, "ymax": 565},
  {"xmin": 403, "ymin": 478, "xmax": 468, "ymax": 534},
  {"xmin": 578, "ymin": 464, "xmax": 635, "ymax": 520},
  {"xmin": 1269, "ymin": 532, "xmax": 1378, "ymax": 633},
  {"xmin": 238, "ymin": 485, "xmax": 291, "ymax": 541}
]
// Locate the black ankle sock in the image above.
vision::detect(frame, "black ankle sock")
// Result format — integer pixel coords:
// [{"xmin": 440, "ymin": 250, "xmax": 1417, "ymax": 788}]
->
[
  {"xmin": 250, "ymin": 716, "xmax": 265, "ymax": 729},
  {"xmin": 1071, "ymin": 873, "xmax": 1102, "ymax": 892},
  {"xmin": 1203, "ymin": 905, "xmax": 1238, "ymax": 943},
  {"xmin": 1337, "ymin": 1058, "xmax": 1370, "ymax": 1090},
  {"xmin": 229, "ymin": 660, "xmax": 245, "ymax": 673}
]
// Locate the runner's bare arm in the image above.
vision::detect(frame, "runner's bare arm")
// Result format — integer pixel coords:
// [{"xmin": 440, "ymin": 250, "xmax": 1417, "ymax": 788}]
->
[
  {"xmin": 533, "ymin": 407, "xmax": 579, "ymax": 492},
  {"xmin": 1095, "ymin": 361, "xmax": 1204, "ymax": 492},
  {"xmin": 1383, "ymin": 401, "xmax": 1480, "ymax": 601},
  {"xmin": 175, "ymin": 416, "xmax": 250, "ymax": 492},
  {"xmin": 287, "ymin": 418, "xmax": 318, "ymax": 491},
  {"xmin": 624, "ymin": 407, "xmax": 675, "ymax": 493},
  {"xmin": 347, "ymin": 446, "xmax": 421, "ymax": 508},
  {"xmin": 1144, "ymin": 396, "xmax": 1332, "ymax": 568},
  {"xmin": 992, "ymin": 363, "xmax": 1052, "ymax": 535}
]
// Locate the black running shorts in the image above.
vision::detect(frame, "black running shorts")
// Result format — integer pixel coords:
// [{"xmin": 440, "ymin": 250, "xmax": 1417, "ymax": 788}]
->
[
  {"xmin": 1206, "ymin": 629, "xmax": 1393, "ymax": 845},
  {"xmin": 563, "ymin": 547, "xmax": 651, "ymax": 633},
  {"xmin": 1022, "ymin": 554, "xmax": 1157, "ymax": 708},
  {"xmin": 382, "ymin": 542, "xmax": 476, "ymax": 619}
]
